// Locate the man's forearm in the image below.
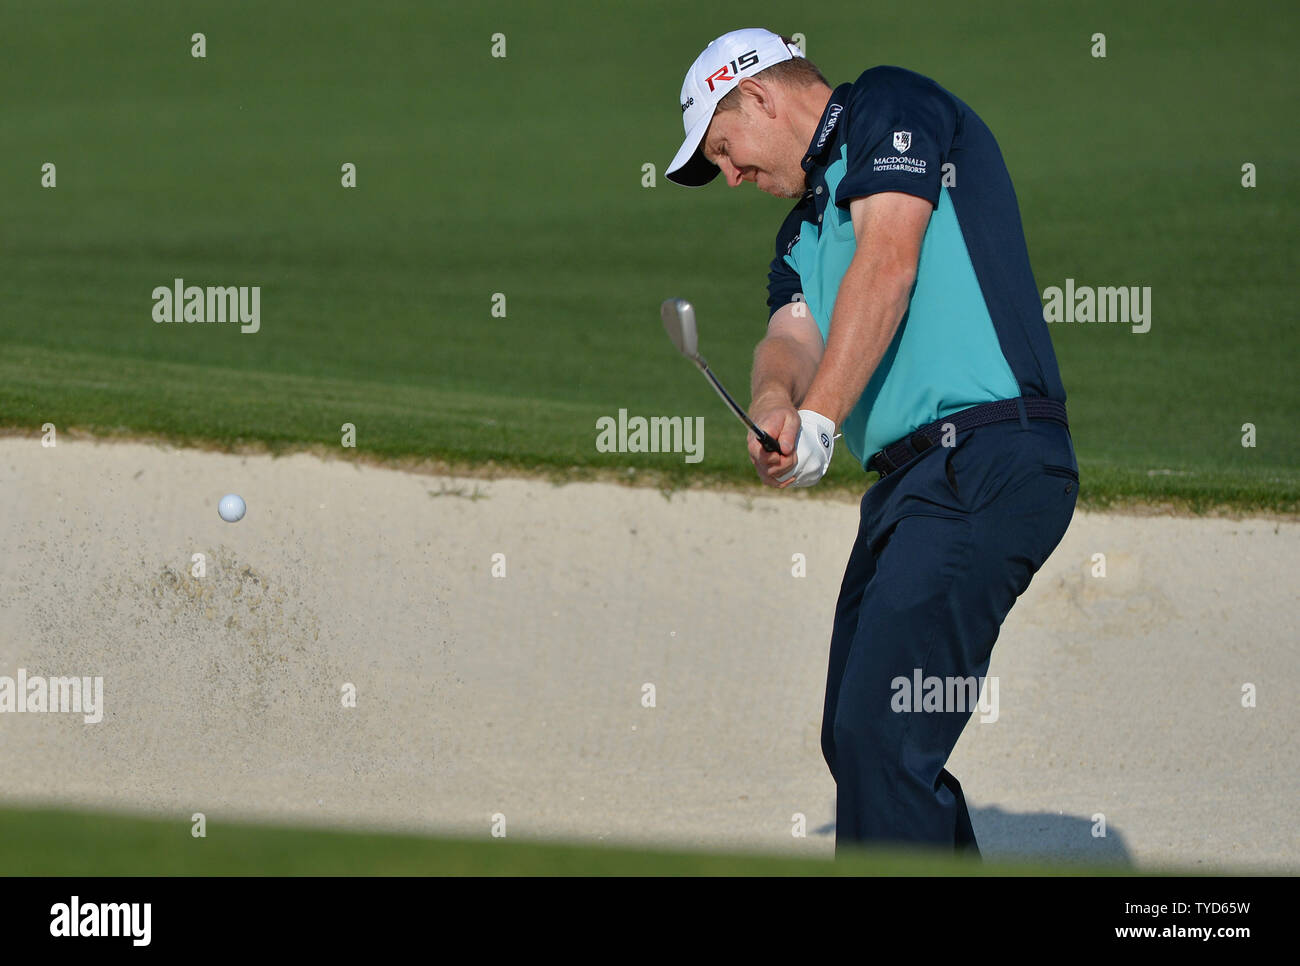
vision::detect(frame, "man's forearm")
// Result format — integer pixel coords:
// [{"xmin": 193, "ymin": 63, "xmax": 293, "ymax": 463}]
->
[
  {"xmin": 751, "ymin": 333, "xmax": 820, "ymax": 408},
  {"xmin": 801, "ymin": 262, "xmax": 914, "ymax": 427}
]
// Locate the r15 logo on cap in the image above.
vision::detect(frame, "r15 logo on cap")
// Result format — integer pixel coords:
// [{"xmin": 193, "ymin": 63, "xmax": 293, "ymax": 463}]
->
[{"xmin": 706, "ymin": 49, "xmax": 760, "ymax": 91}]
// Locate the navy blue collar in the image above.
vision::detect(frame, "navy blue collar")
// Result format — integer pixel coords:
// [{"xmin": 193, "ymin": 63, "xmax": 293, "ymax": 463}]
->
[{"xmin": 802, "ymin": 83, "xmax": 853, "ymax": 172}]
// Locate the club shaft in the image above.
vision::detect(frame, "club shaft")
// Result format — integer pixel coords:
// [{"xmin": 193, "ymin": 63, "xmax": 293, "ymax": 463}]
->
[{"xmin": 698, "ymin": 361, "xmax": 780, "ymax": 452}]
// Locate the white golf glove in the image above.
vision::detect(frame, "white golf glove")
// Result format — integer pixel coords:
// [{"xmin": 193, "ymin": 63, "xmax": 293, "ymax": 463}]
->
[{"xmin": 776, "ymin": 409, "xmax": 835, "ymax": 488}]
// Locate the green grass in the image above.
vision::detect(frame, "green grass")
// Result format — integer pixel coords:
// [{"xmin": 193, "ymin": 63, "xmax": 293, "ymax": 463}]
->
[
  {"xmin": 0, "ymin": 0, "xmax": 1295, "ymax": 512},
  {"xmin": 0, "ymin": 805, "xmax": 1139, "ymax": 876}
]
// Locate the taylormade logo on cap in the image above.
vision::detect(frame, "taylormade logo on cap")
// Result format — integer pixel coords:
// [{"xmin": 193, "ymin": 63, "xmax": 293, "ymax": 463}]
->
[{"xmin": 667, "ymin": 28, "xmax": 804, "ymax": 187}]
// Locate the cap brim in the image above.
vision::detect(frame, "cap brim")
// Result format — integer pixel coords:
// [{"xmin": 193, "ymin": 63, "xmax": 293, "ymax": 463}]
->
[{"xmin": 666, "ymin": 110, "xmax": 721, "ymax": 187}]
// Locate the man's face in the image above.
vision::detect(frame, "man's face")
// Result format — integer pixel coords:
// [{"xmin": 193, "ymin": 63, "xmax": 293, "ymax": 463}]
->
[{"xmin": 701, "ymin": 98, "xmax": 806, "ymax": 198}]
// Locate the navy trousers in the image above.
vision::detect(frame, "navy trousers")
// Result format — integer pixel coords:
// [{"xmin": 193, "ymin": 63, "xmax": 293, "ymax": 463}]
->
[{"xmin": 822, "ymin": 416, "xmax": 1078, "ymax": 857}]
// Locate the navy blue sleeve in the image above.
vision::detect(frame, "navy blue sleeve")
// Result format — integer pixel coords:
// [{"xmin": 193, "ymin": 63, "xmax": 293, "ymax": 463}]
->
[
  {"xmin": 834, "ymin": 67, "xmax": 956, "ymax": 209},
  {"xmin": 766, "ymin": 206, "xmax": 806, "ymax": 319}
]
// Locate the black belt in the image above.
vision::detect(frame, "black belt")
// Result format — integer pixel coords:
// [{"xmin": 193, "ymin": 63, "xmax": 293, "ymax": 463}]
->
[{"xmin": 866, "ymin": 397, "xmax": 1068, "ymax": 478}]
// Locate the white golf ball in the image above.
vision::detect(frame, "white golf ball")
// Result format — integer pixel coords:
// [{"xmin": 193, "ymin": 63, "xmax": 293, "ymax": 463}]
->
[{"xmin": 218, "ymin": 493, "xmax": 246, "ymax": 523}]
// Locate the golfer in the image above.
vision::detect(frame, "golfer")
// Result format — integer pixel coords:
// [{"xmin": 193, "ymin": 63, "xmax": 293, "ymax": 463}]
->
[{"xmin": 667, "ymin": 28, "xmax": 1079, "ymax": 856}]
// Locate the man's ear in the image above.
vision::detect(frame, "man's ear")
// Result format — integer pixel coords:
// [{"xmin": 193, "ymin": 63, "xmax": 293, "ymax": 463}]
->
[{"xmin": 737, "ymin": 77, "xmax": 778, "ymax": 119}]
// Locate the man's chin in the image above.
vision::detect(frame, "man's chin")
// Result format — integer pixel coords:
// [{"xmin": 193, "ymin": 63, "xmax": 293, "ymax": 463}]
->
[{"xmin": 759, "ymin": 178, "xmax": 801, "ymax": 199}]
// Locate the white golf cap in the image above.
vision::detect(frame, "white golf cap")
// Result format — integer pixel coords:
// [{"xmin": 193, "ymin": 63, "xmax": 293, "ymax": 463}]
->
[{"xmin": 667, "ymin": 28, "xmax": 805, "ymax": 187}]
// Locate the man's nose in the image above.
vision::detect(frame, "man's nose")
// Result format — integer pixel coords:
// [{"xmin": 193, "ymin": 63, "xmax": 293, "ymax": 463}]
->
[{"xmin": 719, "ymin": 157, "xmax": 744, "ymax": 187}]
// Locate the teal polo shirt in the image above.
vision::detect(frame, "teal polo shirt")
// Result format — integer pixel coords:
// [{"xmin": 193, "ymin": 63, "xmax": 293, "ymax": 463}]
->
[{"xmin": 768, "ymin": 67, "xmax": 1067, "ymax": 469}]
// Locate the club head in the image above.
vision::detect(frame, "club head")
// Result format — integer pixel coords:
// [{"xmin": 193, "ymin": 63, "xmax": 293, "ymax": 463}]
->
[{"xmin": 660, "ymin": 298, "xmax": 701, "ymax": 363}]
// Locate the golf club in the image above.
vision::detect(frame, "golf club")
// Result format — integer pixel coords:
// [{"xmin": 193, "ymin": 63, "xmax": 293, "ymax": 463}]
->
[{"xmin": 660, "ymin": 298, "xmax": 782, "ymax": 453}]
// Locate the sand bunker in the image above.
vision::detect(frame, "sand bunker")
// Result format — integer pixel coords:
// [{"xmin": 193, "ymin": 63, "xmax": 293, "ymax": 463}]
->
[{"xmin": 0, "ymin": 436, "xmax": 1295, "ymax": 870}]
